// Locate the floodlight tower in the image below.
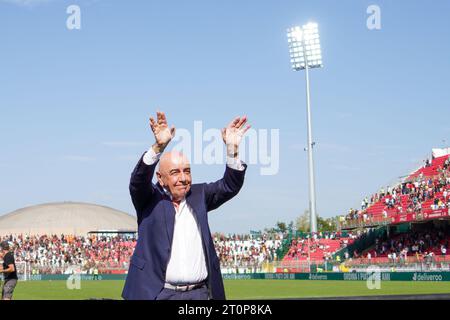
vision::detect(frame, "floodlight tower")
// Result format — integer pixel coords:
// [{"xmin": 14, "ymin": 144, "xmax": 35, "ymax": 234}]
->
[{"xmin": 287, "ymin": 22, "xmax": 323, "ymax": 233}]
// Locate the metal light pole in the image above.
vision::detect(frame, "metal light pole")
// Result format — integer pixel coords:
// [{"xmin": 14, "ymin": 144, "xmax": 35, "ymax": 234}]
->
[
  {"xmin": 287, "ymin": 22, "xmax": 323, "ymax": 233},
  {"xmin": 304, "ymin": 54, "xmax": 318, "ymax": 233}
]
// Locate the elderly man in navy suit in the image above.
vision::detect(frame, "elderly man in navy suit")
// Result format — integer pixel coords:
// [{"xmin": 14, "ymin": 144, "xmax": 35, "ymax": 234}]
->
[{"xmin": 122, "ymin": 111, "xmax": 250, "ymax": 300}]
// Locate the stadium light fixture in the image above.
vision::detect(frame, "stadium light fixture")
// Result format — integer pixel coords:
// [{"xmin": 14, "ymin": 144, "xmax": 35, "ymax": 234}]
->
[
  {"xmin": 287, "ymin": 22, "xmax": 323, "ymax": 70},
  {"xmin": 287, "ymin": 22, "xmax": 323, "ymax": 233}
]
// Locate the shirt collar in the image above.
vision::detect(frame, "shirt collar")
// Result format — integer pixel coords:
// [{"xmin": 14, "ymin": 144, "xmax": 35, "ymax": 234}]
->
[{"xmin": 162, "ymin": 186, "xmax": 172, "ymax": 200}]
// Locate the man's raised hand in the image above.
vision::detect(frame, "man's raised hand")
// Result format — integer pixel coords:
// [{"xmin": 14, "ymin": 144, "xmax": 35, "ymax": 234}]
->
[
  {"xmin": 150, "ymin": 111, "xmax": 175, "ymax": 154},
  {"xmin": 221, "ymin": 116, "xmax": 251, "ymax": 157}
]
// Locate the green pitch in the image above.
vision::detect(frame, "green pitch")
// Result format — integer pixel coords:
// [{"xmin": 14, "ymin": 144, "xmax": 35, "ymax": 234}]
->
[{"xmin": 9, "ymin": 280, "xmax": 450, "ymax": 300}]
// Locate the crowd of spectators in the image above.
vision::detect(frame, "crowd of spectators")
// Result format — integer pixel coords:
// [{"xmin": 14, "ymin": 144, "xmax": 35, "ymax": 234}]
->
[
  {"xmin": 367, "ymin": 228, "xmax": 450, "ymax": 263},
  {"xmin": 0, "ymin": 232, "xmax": 287, "ymax": 274},
  {"xmin": 0, "ymin": 234, "xmax": 136, "ymax": 274},
  {"xmin": 342, "ymin": 156, "xmax": 450, "ymax": 225},
  {"xmin": 284, "ymin": 231, "xmax": 356, "ymax": 261},
  {"xmin": 213, "ymin": 233, "xmax": 283, "ymax": 272}
]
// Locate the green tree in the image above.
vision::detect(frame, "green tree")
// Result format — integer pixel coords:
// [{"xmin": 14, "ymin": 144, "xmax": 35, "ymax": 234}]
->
[
  {"xmin": 296, "ymin": 209, "xmax": 310, "ymax": 233},
  {"xmin": 317, "ymin": 216, "xmax": 338, "ymax": 232},
  {"xmin": 276, "ymin": 221, "xmax": 287, "ymax": 233},
  {"xmin": 294, "ymin": 210, "xmax": 339, "ymax": 233},
  {"xmin": 288, "ymin": 221, "xmax": 295, "ymax": 233}
]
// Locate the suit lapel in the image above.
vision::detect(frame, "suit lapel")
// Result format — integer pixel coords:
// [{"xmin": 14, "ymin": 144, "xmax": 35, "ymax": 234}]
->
[
  {"xmin": 186, "ymin": 189, "xmax": 212, "ymax": 274},
  {"xmin": 186, "ymin": 190, "xmax": 203, "ymax": 225},
  {"xmin": 156, "ymin": 183, "xmax": 176, "ymax": 245},
  {"xmin": 186, "ymin": 189, "xmax": 211, "ymax": 256},
  {"xmin": 163, "ymin": 199, "xmax": 175, "ymax": 246}
]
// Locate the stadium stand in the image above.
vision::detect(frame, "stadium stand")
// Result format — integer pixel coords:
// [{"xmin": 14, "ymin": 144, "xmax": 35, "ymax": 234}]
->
[
  {"xmin": 367, "ymin": 227, "xmax": 449, "ymax": 260},
  {"xmin": 213, "ymin": 233, "xmax": 283, "ymax": 273},
  {"xmin": 283, "ymin": 232, "xmax": 356, "ymax": 262},
  {"xmin": 345, "ymin": 220, "xmax": 450, "ymax": 271},
  {"xmin": 0, "ymin": 231, "xmax": 285, "ymax": 274},
  {"xmin": 333, "ymin": 150, "xmax": 450, "ymax": 271},
  {"xmin": 1, "ymin": 234, "xmax": 136, "ymax": 274},
  {"xmin": 341, "ymin": 152, "xmax": 450, "ymax": 229}
]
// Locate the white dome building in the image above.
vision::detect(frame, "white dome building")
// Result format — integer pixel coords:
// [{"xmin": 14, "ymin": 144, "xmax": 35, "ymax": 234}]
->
[{"xmin": 0, "ymin": 202, "xmax": 137, "ymax": 236}]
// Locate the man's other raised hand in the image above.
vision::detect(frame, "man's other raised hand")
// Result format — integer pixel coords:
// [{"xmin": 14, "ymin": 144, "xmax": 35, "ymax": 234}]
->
[{"xmin": 149, "ymin": 111, "xmax": 176, "ymax": 154}]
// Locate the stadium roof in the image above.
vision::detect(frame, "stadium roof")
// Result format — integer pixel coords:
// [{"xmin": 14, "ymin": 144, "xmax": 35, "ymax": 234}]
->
[{"xmin": 0, "ymin": 202, "xmax": 137, "ymax": 236}]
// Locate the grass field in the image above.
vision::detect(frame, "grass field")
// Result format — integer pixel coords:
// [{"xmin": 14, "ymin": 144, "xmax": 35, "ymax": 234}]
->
[{"xmin": 9, "ymin": 280, "xmax": 450, "ymax": 300}]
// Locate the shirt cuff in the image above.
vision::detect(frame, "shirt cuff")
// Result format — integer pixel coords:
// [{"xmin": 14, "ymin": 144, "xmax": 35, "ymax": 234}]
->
[
  {"xmin": 226, "ymin": 156, "xmax": 245, "ymax": 171},
  {"xmin": 143, "ymin": 146, "xmax": 161, "ymax": 165}
]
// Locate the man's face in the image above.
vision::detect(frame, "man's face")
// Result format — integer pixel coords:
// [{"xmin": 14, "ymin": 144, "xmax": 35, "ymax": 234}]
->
[{"xmin": 157, "ymin": 152, "xmax": 192, "ymax": 202}]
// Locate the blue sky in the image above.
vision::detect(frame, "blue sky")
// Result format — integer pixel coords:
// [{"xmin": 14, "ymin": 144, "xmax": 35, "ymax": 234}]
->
[{"xmin": 1, "ymin": 0, "xmax": 450, "ymax": 233}]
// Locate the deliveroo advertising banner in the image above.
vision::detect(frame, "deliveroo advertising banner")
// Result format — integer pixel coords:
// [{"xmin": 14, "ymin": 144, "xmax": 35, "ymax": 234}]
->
[{"xmin": 23, "ymin": 272, "xmax": 450, "ymax": 281}]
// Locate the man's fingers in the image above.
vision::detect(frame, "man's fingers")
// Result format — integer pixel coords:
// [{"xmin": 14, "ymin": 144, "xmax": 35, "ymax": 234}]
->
[
  {"xmin": 227, "ymin": 116, "xmax": 240, "ymax": 128},
  {"xmin": 160, "ymin": 112, "xmax": 167, "ymax": 124},
  {"xmin": 157, "ymin": 111, "xmax": 167, "ymax": 125},
  {"xmin": 241, "ymin": 124, "xmax": 251, "ymax": 135},
  {"xmin": 236, "ymin": 116, "xmax": 247, "ymax": 129},
  {"xmin": 149, "ymin": 117, "xmax": 156, "ymax": 132},
  {"xmin": 156, "ymin": 111, "xmax": 163, "ymax": 124}
]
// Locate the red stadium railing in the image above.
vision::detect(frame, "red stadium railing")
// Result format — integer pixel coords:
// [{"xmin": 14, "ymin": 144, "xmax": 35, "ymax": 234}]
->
[
  {"xmin": 347, "ymin": 255, "xmax": 450, "ymax": 266},
  {"xmin": 341, "ymin": 208, "xmax": 450, "ymax": 229}
]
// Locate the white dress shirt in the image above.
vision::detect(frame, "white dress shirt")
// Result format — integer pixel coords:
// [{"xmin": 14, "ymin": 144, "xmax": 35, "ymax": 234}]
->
[
  {"xmin": 142, "ymin": 146, "xmax": 245, "ymax": 284},
  {"xmin": 165, "ymin": 198, "xmax": 208, "ymax": 284}
]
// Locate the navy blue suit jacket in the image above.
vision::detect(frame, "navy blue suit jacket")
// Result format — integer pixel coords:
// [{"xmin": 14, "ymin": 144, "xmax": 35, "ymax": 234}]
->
[{"xmin": 122, "ymin": 154, "xmax": 247, "ymax": 300}]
